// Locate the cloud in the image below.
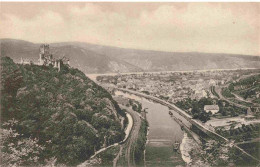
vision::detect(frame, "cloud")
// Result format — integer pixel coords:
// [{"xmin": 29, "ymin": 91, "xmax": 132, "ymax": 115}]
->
[
  {"xmin": 1, "ymin": 11, "xmax": 64, "ymax": 42},
  {"xmin": 0, "ymin": 3, "xmax": 259, "ymax": 55}
]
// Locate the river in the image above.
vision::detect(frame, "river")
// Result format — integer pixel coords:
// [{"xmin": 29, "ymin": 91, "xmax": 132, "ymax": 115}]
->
[{"xmin": 115, "ymin": 90, "xmax": 190, "ymax": 166}]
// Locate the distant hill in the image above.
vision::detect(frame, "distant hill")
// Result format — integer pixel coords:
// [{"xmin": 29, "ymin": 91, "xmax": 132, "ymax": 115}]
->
[
  {"xmin": 1, "ymin": 38, "xmax": 260, "ymax": 73},
  {"xmin": 1, "ymin": 56, "xmax": 126, "ymax": 166}
]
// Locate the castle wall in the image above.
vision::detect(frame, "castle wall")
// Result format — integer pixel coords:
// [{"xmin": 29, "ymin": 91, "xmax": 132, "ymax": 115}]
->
[{"xmin": 37, "ymin": 44, "xmax": 68, "ymax": 72}]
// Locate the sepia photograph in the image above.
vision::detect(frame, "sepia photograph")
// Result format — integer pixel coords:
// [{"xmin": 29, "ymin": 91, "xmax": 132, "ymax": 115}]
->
[{"xmin": 0, "ymin": 2, "xmax": 260, "ymax": 167}]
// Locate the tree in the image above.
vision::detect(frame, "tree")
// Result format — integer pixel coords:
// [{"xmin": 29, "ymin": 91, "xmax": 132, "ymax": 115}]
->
[{"xmin": 1, "ymin": 119, "xmax": 44, "ymax": 166}]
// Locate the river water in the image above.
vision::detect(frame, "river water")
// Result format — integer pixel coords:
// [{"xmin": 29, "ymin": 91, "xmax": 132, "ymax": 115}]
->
[
  {"xmin": 115, "ymin": 91, "xmax": 184, "ymax": 143},
  {"xmin": 115, "ymin": 90, "xmax": 189, "ymax": 166}
]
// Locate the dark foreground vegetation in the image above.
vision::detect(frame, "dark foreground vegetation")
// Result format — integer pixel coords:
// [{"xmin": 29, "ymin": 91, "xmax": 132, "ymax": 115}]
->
[{"xmin": 1, "ymin": 57, "xmax": 126, "ymax": 166}]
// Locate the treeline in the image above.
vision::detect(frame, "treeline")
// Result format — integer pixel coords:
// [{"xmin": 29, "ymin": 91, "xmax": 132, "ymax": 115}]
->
[
  {"xmin": 128, "ymin": 99, "xmax": 142, "ymax": 113},
  {"xmin": 216, "ymin": 124, "xmax": 260, "ymax": 142},
  {"xmin": 175, "ymin": 97, "xmax": 246, "ymax": 122},
  {"xmin": 221, "ymin": 87, "xmax": 235, "ymax": 98},
  {"xmin": 1, "ymin": 57, "xmax": 126, "ymax": 166},
  {"xmin": 175, "ymin": 98, "xmax": 213, "ymax": 122},
  {"xmin": 132, "ymin": 120, "xmax": 148, "ymax": 165}
]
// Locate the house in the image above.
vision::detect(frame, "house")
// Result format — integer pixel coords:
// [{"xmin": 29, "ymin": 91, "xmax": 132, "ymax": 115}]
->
[{"xmin": 204, "ymin": 105, "xmax": 219, "ymax": 114}]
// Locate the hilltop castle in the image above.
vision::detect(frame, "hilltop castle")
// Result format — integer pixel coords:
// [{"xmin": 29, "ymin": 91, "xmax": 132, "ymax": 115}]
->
[
  {"xmin": 20, "ymin": 44, "xmax": 70, "ymax": 72},
  {"xmin": 38, "ymin": 44, "xmax": 70, "ymax": 71}
]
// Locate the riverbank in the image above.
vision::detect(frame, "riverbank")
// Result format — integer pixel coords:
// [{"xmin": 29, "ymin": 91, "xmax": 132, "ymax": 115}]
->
[
  {"xmin": 123, "ymin": 113, "xmax": 133, "ymax": 142},
  {"xmin": 114, "ymin": 91, "xmax": 186, "ymax": 166},
  {"xmin": 180, "ymin": 133, "xmax": 192, "ymax": 165}
]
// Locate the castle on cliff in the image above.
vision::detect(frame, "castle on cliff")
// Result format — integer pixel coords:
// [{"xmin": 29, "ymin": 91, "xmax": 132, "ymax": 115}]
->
[{"xmin": 20, "ymin": 44, "xmax": 70, "ymax": 72}]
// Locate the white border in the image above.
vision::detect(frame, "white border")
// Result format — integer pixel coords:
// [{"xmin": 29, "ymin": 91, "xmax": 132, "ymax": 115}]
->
[{"xmin": 1, "ymin": 0, "xmax": 260, "ymax": 2}]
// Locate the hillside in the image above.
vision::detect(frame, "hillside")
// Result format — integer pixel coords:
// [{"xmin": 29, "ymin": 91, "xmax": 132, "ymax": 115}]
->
[
  {"xmin": 0, "ymin": 39, "xmax": 143, "ymax": 74},
  {"xmin": 228, "ymin": 74, "xmax": 260, "ymax": 105},
  {"xmin": 1, "ymin": 38, "xmax": 260, "ymax": 74},
  {"xmin": 1, "ymin": 57, "xmax": 127, "ymax": 166}
]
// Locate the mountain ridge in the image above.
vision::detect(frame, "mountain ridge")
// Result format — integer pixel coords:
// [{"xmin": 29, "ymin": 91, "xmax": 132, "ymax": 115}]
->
[{"xmin": 1, "ymin": 38, "xmax": 260, "ymax": 73}]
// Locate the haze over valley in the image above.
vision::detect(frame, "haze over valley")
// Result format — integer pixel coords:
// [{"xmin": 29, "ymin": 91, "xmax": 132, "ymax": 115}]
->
[{"xmin": 1, "ymin": 38, "xmax": 260, "ymax": 74}]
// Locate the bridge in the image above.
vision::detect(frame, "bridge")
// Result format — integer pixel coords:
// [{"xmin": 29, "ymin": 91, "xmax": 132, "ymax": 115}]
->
[{"xmin": 115, "ymin": 88, "xmax": 260, "ymax": 163}]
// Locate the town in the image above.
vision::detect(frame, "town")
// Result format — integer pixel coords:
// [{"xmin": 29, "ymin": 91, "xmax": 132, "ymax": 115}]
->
[
  {"xmin": 95, "ymin": 69, "xmax": 260, "ymax": 166},
  {"xmin": 1, "ymin": 2, "xmax": 260, "ymax": 167}
]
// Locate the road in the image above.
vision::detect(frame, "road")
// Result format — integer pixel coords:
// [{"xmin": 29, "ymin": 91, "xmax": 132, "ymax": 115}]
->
[
  {"xmin": 113, "ymin": 105, "xmax": 142, "ymax": 167},
  {"xmin": 116, "ymin": 88, "xmax": 228, "ymax": 140},
  {"xmin": 231, "ymin": 92, "xmax": 260, "ymax": 107},
  {"xmin": 214, "ymin": 86, "xmax": 248, "ymax": 109},
  {"xmin": 214, "ymin": 72, "xmax": 260, "ymax": 109},
  {"xmin": 169, "ymin": 113, "xmax": 202, "ymax": 144},
  {"xmin": 116, "ymin": 88, "xmax": 260, "ymax": 163}
]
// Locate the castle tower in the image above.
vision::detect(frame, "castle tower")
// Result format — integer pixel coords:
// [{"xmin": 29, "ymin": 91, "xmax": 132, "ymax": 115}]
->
[
  {"xmin": 39, "ymin": 44, "xmax": 50, "ymax": 55},
  {"xmin": 57, "ymin": 60, "xmax": 61, "ymax": 72},
  {"xmin": 39, "ymin": 54, "xmax": 44, "ymax": 65},
  {"xmin": 54, "ymin": 60, "xmax": 57, "ymax": 68},
  {"xmin": 39, "ymin": 44, "xmax": 50, "ymax": 65}
]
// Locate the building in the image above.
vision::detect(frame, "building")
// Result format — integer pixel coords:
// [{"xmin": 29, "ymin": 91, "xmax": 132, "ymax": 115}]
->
[
  {"xmin": 20, "ymin": 58, "xmax": 33, "ymax": 65},
  {"xmin": 18, "ymin": 44, "xmax": 69, "ymax": 72},
  {"xmin": 204, "ymin": 105, "xmax": 219, "ymax": 114},
  {"xmin": 39, "ymin": 44, "xmax": 52, "ymax": 66},
  {"xmin": 38, "ymin": 44, "xmax": 69, "ymax": 71}
]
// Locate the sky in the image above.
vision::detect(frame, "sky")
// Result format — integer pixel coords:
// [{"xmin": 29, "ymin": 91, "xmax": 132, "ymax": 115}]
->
[{"xmin": 0, "ymin": 2, "xmax": 259, "ymax": 55}]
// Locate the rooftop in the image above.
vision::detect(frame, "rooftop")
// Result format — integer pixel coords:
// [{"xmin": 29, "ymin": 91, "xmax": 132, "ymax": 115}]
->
[{"xmin": 204, "ymin": 105, "xmax": 219, "ymax": 111}]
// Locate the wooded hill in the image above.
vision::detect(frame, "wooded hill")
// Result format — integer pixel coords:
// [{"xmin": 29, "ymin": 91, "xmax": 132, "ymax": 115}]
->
[{"xmin": 1, "ymin": 57, "xmax": 127, "ymax": 166}]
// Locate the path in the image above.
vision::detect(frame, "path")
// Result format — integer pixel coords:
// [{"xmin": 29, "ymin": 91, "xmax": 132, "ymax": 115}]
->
[
  {"xmin": 214, "ymin": 72, "xmax": 260, "ymax": 108},
  {"xmin": 214, "ymin": 86, "xmax": 248, "ymax": 109}
]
